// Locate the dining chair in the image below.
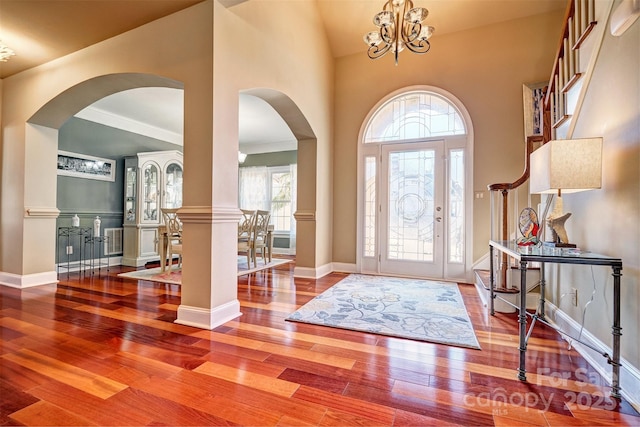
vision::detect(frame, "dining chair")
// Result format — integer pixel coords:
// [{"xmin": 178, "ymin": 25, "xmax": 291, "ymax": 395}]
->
[
  {"xmin": 250, "ymin": 210, "xmax": 271, "ymax": 267},
  {"xmin": 238, "ymin": 209, "xmax": 256, "ymax": 268},
  {"xmin": 161, "ymin": 208, "xmax": 183, "ymax": 271}
]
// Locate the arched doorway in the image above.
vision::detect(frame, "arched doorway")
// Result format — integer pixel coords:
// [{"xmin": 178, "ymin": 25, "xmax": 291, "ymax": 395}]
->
[
  {"xmin": 240, "ymin": 88, "xmax": 318, "ymax": 278},
  {"xmin": 357, "ymin": 86, "xmax": 474, "ymax": 281},
  {"xmin": 25, "ymin": 73, "xmax": 184, "ymax": 278}
]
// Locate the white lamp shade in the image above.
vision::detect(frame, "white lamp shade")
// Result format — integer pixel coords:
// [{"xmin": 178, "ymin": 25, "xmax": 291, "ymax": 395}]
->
[{"xmin": 530, "ymin": 138, "xmax": 603, "ymax": 194}]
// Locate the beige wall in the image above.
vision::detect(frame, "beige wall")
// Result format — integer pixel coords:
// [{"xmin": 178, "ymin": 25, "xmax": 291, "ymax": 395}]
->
[
  {"xmin": 0, "ymin": 0, "xmax": 334, "ymax": 324},
  {"xmin": 551, "ymin": 6, "xmax": 640, "ymax": 373},
  {"xmin": 0, "ymin": 3, "xmax": 214, "ymax": 278},
  {"xmin": 213, "ymin": 0, "xmax": 334, "ymax": 270},
  {"xmin": 332, "ymin": 10, "xmax": 565, "ymax": 266}
]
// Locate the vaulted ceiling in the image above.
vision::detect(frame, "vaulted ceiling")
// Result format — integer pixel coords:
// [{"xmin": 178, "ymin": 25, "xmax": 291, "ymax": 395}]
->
[{"xmin": 0, "ymin": 0, "xmax": 567, "ymax": 155}]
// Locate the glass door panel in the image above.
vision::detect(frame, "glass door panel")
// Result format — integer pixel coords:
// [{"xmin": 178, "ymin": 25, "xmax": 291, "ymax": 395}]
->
[
  {"xmin": 125, "ymin": 165, "xmax": 137, "ymax": 223},
  {"xmin": 164, "ymin": 163, "xmax": 183, "ymax": 209},
  {"xmin": 380, "ymin": 141, "xmax": 444, "ymax": 278},
  {"xmin": 142, "ymin": 163, "xmax": 159, "ymax": 222}
]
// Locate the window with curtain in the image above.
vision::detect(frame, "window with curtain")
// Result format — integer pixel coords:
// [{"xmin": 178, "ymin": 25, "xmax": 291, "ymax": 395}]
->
[{"xmin": 239, "ymin": 164, "xmax": 297, "ymax": 237}]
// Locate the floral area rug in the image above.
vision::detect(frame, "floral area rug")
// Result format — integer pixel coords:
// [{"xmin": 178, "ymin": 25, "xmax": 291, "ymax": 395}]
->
[
  {"xmin": 286, "ymin": 274, "xmax": 480, "ymax": 349},
  {"xmin": 118, "ymin": 256, "xmax": 292, "ymax": 284}
]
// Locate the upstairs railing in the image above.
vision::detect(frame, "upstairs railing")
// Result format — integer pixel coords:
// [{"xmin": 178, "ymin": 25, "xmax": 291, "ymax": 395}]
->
[{"xmin": 488, "ymin": 0, "xmax": 599, "ymax": 288}]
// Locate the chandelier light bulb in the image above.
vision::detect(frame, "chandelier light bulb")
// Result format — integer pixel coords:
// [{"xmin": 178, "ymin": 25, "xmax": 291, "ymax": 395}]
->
[
  {"xmin": 406, "ymin": 7, "xmax": 428, "ymax": 23},
  {"xmin": 364, "ymin": 31, "xmax": 383, "ymax": 46},
  {"xmin": 374, "ymin": 11, "xmax": 394, "ymax": 27},
  {"xmin": 418, "ymin": 25, "xmax": 435, "ymax": 40}
]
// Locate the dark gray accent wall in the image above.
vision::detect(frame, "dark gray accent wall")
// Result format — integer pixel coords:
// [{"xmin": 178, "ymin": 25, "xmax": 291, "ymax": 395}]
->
[{"xmin": 55, "ymin": 118, "xmax": 181, "ymax": 263}]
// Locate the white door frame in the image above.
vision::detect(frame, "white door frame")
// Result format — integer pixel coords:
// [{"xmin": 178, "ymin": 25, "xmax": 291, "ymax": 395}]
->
[{"xmin": 356, "ymin": 85, "xmax": 475, "ymax": 282}]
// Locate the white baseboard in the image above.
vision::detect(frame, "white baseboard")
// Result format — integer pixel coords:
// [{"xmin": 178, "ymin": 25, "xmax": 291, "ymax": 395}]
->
[
  {"xmin": 293, "ymin": 262, "xmax": 333, "ymax": 279},
  {"xmin": 544, "ymin": 301, "xmax": 640, "ymax": 409},
  {"xmin": 331, "ymin": 262, "xmax": 357, "ymax": 273},
  {"xmin": 0, "ymin": 270, "xmax": 58, "ymax": 288},
  {"xmin": 175, "ymin": 300, "xmax": 241, "ymax": 330}
]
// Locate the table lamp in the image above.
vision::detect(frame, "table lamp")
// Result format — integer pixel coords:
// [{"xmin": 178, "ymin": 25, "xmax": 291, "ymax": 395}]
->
[{"xmin": 529, "ymin": 137, "xmax": 603, "ymax": 247}]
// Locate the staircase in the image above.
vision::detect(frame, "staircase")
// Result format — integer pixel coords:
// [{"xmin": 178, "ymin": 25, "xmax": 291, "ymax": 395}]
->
[
  {"xmin": 479, "ymin": 0, "xmax": 612, "ymax": 313},
  {"xmin": 546, "ymin": 0, "xmax": 614, "ymax": 141},
  {"xmin": 474, "ymin": 265, "xmax": 541, "ymax": 313}
]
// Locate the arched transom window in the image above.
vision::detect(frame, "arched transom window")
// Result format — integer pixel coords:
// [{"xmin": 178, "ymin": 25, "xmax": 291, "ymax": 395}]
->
[{"xmin": 364, "ymin": 91, "xmax": 466, "ymax": 143}]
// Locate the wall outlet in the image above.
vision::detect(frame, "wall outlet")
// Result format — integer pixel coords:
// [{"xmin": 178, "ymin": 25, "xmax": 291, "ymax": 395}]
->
[
  {"xmin": 571, "ymin": 287, "xmax": 578, "ymax": 306},
  {"xmin": 66, "ymin": 245, "xmax": 73, "ymax": 255}
]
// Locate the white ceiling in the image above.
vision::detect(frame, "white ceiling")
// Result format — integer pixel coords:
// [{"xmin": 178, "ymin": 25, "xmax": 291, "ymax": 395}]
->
[
  {"xmin": 74, "ymin": 89, "xmax": 298, "ymax": 154},
  {"xmin": 1, "ymin": 0, "xmax": 568, "ymax": 154}
]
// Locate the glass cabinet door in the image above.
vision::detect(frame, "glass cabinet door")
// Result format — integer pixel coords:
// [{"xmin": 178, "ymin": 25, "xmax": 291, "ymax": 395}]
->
[
  {"xmin": 164, "ymin": 162, "xmax": 183, "ymax": 209},
  {"xmin": 125, "ymin": 165, "xmax": 137, "ymax": 223},
  {"xmin": 143, "ymin": 163, "xmax": 159, "ymax": 222}
]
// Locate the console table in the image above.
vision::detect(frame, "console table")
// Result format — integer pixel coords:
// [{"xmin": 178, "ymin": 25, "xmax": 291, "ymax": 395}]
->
[
  {"xmin": 84, "ymin": 236, "xmax": 111, "ymax": 274},
  {"xmin": 57, "ymin": 226, "xmax": 92, "ymax": 277},
  {"xmin": 489, "ymin": 240, "xmax": 623, "ymax": 399}
]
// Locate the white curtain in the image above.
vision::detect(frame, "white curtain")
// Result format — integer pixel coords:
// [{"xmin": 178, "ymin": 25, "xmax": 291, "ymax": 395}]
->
[
  {"xmin": 239, "ymin": 166, "xmax": 269, "ymax": 210},
  {"xmin": 239, "ymin": 164, "xmax": 297, "ymax": 253}
]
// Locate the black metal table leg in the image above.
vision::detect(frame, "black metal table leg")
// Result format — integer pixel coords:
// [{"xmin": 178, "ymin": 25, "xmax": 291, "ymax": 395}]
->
[
  {"xmin": 611, "ymin": 265, "xmax": 623, "ymax": 399},
  {"xmin": 518, "ymin": 259, "xmax": 528, "ymax": 381}
]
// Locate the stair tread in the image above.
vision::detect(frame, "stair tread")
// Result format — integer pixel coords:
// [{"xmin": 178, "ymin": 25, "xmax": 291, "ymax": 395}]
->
[{"xmin": 474, "ymin": 269, "xmax": 520, "ymax": 294}]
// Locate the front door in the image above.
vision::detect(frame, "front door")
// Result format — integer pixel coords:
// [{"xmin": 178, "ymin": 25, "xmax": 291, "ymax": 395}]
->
[{"xmin": 379, "ymin": 141, "xmax": 444, "ymax": 278}]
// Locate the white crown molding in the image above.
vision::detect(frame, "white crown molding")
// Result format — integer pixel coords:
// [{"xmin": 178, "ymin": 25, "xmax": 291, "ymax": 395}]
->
[{"xmin": 76, "ymin": 106, "xmax": 183, "ymax": 145}]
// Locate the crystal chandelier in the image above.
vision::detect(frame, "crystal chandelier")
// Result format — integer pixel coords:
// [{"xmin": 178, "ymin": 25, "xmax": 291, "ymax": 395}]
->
[
  {"xmin": 0, "ymin": 40, "xmax": 16, "ymax": 62},
  {"xmin": 363, "ymin": 0, "xmax": 435, "ymax": 65}
]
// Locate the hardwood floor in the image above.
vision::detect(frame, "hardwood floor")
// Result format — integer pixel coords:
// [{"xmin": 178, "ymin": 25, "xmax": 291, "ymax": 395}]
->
[{"xmin": 1, "ymin": 261, "xmax": 638, "ymax": 426}]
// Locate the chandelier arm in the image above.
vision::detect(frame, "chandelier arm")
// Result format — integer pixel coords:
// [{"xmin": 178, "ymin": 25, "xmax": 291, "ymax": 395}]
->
[
  {"xmin": 402, "ymin": 22, "xmax": 422, "ymax": 44},
  {"xmin": 404, "ymin": 40, "xmax": 431, "ymax": 54},
  {"xmin": 368, "ymin": 43, "xmax": 392, "ymax": 60},
  {"xmin": 380, "ymin": 25, "xmax": 394, "ymax": 44}
]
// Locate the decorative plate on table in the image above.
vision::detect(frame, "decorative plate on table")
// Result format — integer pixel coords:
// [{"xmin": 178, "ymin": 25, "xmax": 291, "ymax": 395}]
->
[{"xmin": 518, "ymin": 207, "xmax": 539, "ymax": 246}]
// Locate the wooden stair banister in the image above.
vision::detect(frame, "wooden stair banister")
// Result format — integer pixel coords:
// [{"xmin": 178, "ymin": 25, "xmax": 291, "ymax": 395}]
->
[
  {"xmin": 488, "ymin": 135, "xmax": 544, "ymax": 288},
  {"xmin": 488, "ymin": 135, "xmax": 537, "ymax": 242}
]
